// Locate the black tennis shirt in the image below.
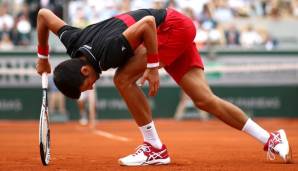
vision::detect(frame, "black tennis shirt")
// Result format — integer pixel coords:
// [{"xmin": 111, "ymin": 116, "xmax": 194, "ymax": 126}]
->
[{"xmin": 57, "ymin": 8, "xmax": 166, "ymax": 74}]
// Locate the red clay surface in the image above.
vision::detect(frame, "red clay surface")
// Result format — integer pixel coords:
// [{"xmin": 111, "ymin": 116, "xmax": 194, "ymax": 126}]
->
[{"xmin": 0, "ymin": 118, "xmax": 297, "ymax": 171}]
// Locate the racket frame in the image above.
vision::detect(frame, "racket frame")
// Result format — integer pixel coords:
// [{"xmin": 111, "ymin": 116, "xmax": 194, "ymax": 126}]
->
[{"xmin": 39, "ymin": 73, "xmax": 50, "ymax": 165}]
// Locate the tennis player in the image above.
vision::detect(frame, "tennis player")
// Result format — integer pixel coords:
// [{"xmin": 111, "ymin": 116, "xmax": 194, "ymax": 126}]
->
[{"xmin": 36, "ymin": 8, "xmax": 292, "ymax": 166}]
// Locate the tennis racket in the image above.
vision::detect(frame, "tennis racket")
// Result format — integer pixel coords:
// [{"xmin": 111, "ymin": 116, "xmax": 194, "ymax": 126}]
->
[{"xmin": 39, "ymin": 73, "xmax": 51, "ymax": 165}]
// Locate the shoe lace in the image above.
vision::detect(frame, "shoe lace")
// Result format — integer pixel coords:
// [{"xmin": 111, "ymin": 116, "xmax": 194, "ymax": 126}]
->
[
  {"xmin": 267, "ymin": 133, "xmax": 282, "ymax": 160},
  {"xmin": 133, "ymin": 144, "xmax": 151, "ymax": 156}
]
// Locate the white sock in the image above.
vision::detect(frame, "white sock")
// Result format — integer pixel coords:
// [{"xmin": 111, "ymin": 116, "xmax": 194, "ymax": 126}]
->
[
  {"xmin": 242, "ymin": 118, "xmax": 270, "ymax": 144},
  {"xmin": 139, "ymin": 121, "xmax": 163, "ymax": 149}
]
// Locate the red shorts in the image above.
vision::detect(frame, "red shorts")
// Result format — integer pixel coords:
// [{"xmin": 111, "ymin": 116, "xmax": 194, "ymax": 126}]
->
[
  {"xmin": 116, "ymin": 8, "xmax": 204, "ymax": 84},
  {"xmin": 157, "ymin": 8, "xmax": 204, "ymax": 84}
]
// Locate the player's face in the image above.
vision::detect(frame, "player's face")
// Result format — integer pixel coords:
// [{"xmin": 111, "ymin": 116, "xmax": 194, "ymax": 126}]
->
[{"xmin": 79, "ymin": 65, "xmax": 100, "ymax": 92}]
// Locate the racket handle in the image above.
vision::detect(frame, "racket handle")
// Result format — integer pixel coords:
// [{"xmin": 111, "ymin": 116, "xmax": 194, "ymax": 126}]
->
[{"xmin": 42, "ymin": 73, "xmax": 48, "ymax": 89}]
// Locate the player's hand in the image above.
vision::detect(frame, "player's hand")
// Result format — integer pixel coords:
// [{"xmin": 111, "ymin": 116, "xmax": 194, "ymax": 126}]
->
[
  {"xmin": 140, "ymin": 67, "xmax": 160, "ymax": 96},
  {"xmin": 36, "ymin": 58, "xmax": 51, "ymax": 75}
]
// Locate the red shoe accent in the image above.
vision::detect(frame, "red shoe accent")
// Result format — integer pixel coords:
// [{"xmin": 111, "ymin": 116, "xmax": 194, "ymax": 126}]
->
[
  {"xmin": 139, "ymin": 142, "xmax": 169, "ymax": 163},
  {"xmin": 263, "ymin": 131, "xmax": 281, "ymax": 153}
]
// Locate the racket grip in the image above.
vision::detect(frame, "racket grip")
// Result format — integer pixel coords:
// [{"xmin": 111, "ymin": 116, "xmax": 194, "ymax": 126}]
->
[{"xmin": 42, "ymin": 73, "xmax": 48, "ymax": 89}]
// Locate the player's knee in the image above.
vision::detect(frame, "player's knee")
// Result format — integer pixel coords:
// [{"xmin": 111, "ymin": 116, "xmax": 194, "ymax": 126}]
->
[
  {"xmin": 113, "ymin": 73, "xmax": 129, "ymax": 91},
  {"xmin": 193, "ymin": 95, "xmax": 217, "ymax": 112}
]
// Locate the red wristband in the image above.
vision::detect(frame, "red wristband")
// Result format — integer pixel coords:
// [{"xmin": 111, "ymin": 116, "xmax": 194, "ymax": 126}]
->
[
  {"xmin": 147, "ymin": 53, "xmax": 159, "ymax": 64},
  {"xmin": 38, "ymin": 45, "xmax": 49, "ymax": 56},
  {"xmin": 147, "ymin": 54, "xmax": 159, "ymax": 68}
]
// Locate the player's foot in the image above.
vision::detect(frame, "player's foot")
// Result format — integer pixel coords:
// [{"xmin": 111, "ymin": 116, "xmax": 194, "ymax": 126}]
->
[
  {"xmin": 264, "ymin": 129, "xmax": 292, "ymax": 163},
  {"xmin": 118, "ymin": 142, "xmax": 170, "ymax": 166}
]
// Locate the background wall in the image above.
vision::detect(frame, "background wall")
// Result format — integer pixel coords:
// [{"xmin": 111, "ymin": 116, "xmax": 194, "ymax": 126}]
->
[{"xmin": 0, "ymin": 49, "xmax": 297, "ymax": 119}]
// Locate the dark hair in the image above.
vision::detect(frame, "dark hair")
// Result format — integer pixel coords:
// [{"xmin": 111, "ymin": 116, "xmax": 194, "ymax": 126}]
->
[{"xmin": 53, "ymin": 58, "xmax": 87, "ymax": 99}]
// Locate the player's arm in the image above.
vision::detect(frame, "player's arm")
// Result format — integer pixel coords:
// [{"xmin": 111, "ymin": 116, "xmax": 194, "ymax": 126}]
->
[
  {"xmin": 36, "ymin": 8, "xmax": 66, "ymax": 75},
  {"xmin": 122, "ymin": 16, "xmax": 160, "ymax": 96}
]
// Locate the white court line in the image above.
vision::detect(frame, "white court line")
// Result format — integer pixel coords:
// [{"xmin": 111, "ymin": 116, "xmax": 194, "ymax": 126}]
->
[
  {"xmin": 92, "ymin": 130, "xmax": 130, "ymax": 142},
  {"xmin": 75, "ymin": 126, "xmax": 131, "ymax": 142}
]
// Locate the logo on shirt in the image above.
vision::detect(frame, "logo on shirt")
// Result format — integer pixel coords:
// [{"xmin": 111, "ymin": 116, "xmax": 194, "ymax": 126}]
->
[
  {"xmin": 84, "ymin": 45, "xmax": 92, "ymax": 50},
  {"xmin": 121, "ymin": 46, "xmax": 126, "ymax": 51}
]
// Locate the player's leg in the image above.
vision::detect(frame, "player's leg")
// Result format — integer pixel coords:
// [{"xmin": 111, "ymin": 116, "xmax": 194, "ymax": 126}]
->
[
  {"xmin": 180, "ymin": 68, "xmax": 249, "ymax": 129},
  {"xmin": 114, "ymin": 46, "xmax": 170, "ymax": 166},
  {"xmin": 114, "ymin": 46, "xmax": 151, "ymax": 126},
  {"xmin": 179, "ymin": 67, "xmax": 292, "ymax": 162},
  {"xmin": 174, "ymin": 91, "xmax": 210, "ymax": 120}
]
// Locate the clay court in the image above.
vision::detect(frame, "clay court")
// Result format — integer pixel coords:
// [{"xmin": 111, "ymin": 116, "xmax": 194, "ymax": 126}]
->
[{"xmin": 0, "ymin": 118, "xmax": 297, "ymax": 171}]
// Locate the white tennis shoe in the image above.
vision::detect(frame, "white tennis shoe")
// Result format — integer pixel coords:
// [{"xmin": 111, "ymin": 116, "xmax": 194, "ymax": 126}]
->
[
  {"xmin": 264, "ymin": 129, "xmax": 292, "ymax": 163},
  {"xmin": 118, "ymin": 142, "xmax": 171, "ymax": 166}
]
